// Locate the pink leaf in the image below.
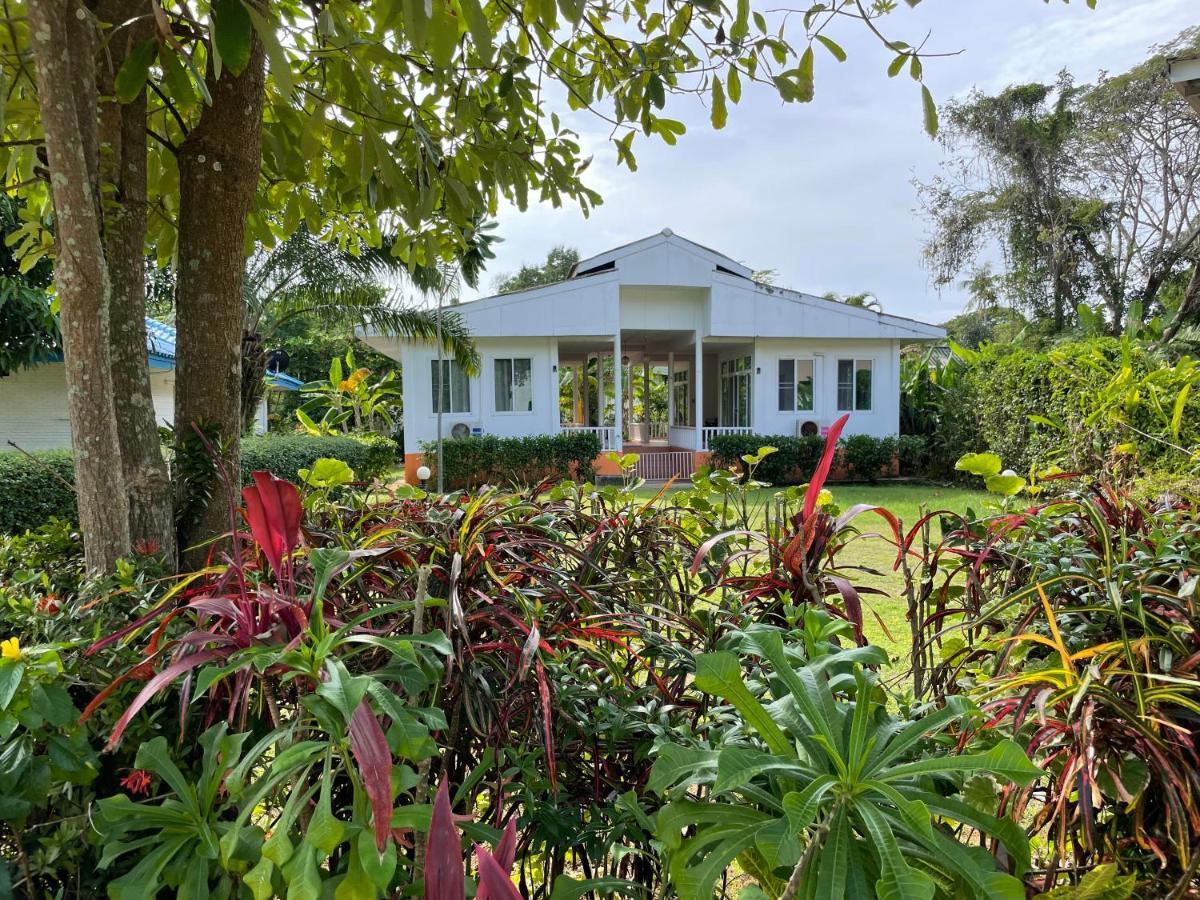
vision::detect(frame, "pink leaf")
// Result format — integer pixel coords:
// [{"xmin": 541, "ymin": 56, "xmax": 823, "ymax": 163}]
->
[
  {"xmin": 475, "ymin": 819, "xmax": 518, "ymax": 900},
  {"xmin": 349, "ymin": 699, "xmax": 394, "ymax": 853},
  {"xmin": 802, "ymin": 413, "xmax": 850, "ymax": 520},
  {"xmin": 107, "ymin": 649, "xmax": 222, "ymax": 748},
  {"xmin": 475, "ymin": 846, "xmax": 521, "ymax": 900},
  {"xmin": 241, "ymin": 471, "xmax": 302, "ymax": 579},
  {"xmin": 424, "ymin": 779, "xmax": 465, "ymax": 899}
]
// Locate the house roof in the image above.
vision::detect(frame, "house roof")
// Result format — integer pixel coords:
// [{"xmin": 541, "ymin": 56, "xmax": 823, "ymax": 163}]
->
[
  {"xmin": 403, "ymin": 230, "xmax": 945, "ymax": 342},
  {"xmin": 1169, "ymin": 55, "xmax": 1200, "ymax": 115}
]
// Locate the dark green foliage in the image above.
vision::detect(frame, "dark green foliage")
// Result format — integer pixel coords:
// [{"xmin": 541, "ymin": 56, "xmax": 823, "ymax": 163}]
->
[
  {"xmin": 239, "ymin": 433, "xmax": 397, "ymax": 484},
  {"xmin": 841, "ymin": 434, "xmax": 897, "ymax": 482},
  {"xmin": 0, "ymin": 435, "xmax": 396, "ymax": 534},
  {"xmin": 494, "ymin": 245, "xmax": 579, "ymax": 293},
  {"xmin": 0, "ymin": 196, "xmax": 57, "ymax": 376},
  {"xmin": 421, "ymin": 431, "xmax": 602, "ymax": 489},
  {"xmin": 707, "ymin": 434, "xmax": 826, "ymax": 485},
  {"xmin": 708, "ymin": 433, "xmax": 901, "ymax": 484},
  {"xmin": 0, "ymin": 450, "xmax": 77, "ymax": 534},
  {"xmin": 896, "ymin": 434, "xmax": 929, "ymax": 476}
]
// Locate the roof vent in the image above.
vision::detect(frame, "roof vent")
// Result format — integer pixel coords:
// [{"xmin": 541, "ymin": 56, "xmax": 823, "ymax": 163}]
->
[{"xmin": 660, "ymin": 227, "xmax": 674, "ymax": 236}]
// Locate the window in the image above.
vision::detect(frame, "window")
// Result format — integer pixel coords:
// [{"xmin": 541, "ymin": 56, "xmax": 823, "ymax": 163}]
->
[
  {"xmin": 777, "ymin": 359, "xmax": 815, "ymax": 412},
  {"xmin": 672, "ymin": 369, "xmax": 691, "ymax": 426},
  {"xmin": 494, "ymin": 357, "xmax": 533, "ymax": 412},
  {"xmin": 431, "ymin": 359, "xmax": 470, "ymax": 414},
  {"xmin": 837, "ymin": 359, "xmax": 873, "ymax": 412}
]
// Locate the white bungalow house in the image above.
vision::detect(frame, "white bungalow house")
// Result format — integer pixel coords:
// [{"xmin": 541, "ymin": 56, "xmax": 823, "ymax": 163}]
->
[
  {"xmin": 361, "ymin": 230, "xmax": 945, "ymax": 482},
  {"xmin": 0, "ymin": 319, "xmax": 301, "ymax": 453}
]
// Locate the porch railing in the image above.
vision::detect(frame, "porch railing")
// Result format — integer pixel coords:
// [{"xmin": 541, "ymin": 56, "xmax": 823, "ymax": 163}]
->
[
  {"xmin": 562, "ymin": 425, "xmax": 618, "ymax": 451},
  {"xmin": 635, "ymin": 450, "xmax": 695, "ymax": 481},
  {"xmin": 701, "ymin": 425, "xmax": 754, "ymax": 451},
  {"xmin": 627, "ymin": 421, "xmax": 670, "ymax": 444}
]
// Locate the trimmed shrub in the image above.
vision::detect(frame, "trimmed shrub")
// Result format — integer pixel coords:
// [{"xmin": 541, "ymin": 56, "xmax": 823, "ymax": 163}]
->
[
  {"xmin": 841, "ymin": 434, "xmax": 897, "ymax": 483},
  {"xmin": 0, "ymin": 450, "xmax": 77, "ymax": 534},
  {"xmin": 709, "ymin": 432, "xmax": 901, "ymax": 485},
  {"xmin": 421, "ymin": 431, "xmax": 602, "ymax": 489},
  {"xmin": 0, "ymin": 434, "xmax": 397, "ymax": 534},
  {"xmin": 239, "ymin": 433, "xmax": 397, "ymax": 484},
  {"xmin": 708, "ymin": 434, "xmax": 825, "ymax": 485}
]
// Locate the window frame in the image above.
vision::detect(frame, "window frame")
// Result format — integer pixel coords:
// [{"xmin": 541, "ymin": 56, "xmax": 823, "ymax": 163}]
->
[
  {"xmin": 431, "ymin": 359, "xmax": 471, "ymax": 415},
  {"xmin": 836, "ymin": 357, "xmax": 874, "ymax": 412},
  {"xmin": 777, "ymin": 357, "xmax": 816, "ymax": 413},
  {"xmin": 493, "ymin": 356, "xmax": 534, "ymax": 414}
]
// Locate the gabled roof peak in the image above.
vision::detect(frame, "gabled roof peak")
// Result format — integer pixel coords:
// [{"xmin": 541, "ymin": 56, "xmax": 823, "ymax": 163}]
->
[{"xmin": 570, "ymin": 230, "xmax": 754, "ymax": 280}]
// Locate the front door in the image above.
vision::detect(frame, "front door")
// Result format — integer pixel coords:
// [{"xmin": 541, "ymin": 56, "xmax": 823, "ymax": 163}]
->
[{"xmin": 719, "ymin": 355, "xmax": 752, "ymax": 427}]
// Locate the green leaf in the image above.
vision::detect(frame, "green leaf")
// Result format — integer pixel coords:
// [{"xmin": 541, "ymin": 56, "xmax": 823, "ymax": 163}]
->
[
  {"xmin": 248, "ymin": 6, "xmax": 294, "ymax": 96},
  {"xmin": 694, "ymin": 652, "xmax": 791, "ymax": 757},
  {"xmin": 921, "ymin": 84, "xmax": 939, "ymax": 137},
  {"xmin": 814, "ymin": 806, "xmax": 850, "ymax": 899},
  {"xmin": 548, "ymin": 876, "xmax": 644, "ymax": 899},
  {"xmin": 648, "ymin": 744, "xmax": 717, "ymax": 794},
  {"xmin": 984, "ymin": 474, "xmax": 1026, "ymax": 496},
  {"xmin": 0, "ymin": 661, "xmax": 24, "ymax": 711},
  {"xmin": 714, "ymin": 746, "xmax": 811, "ymax": 794},
  {"xmin": 308, "ymin": 787, "xmax": 345, "ymax": 856},
  {"xmin": 459, "ymin": 0, "xmax": 494, "ymax": 58},
  {"xmin": 881, "ymin": 740, "xmax": 1042, "ymax": 787},
  {"xmin": 815, "ymin": 34, "xmax": 846, "ymax": 62},
  {"xmin": 212, "ymin": 0, "xmax": 253, "ymax": 77},
  {"xmin": 781, "ymin": 776, "xmax": 837, "ymax": 835},
  {"xmin": 710, "ymin": 77, "xmax": 727, "ymax": 129},
  {"xmin": 243, "ymin": 856, "xmax": 274, "ymax": 900},
  {"xmin": 854, "ymin": 803, "xmax": 935, "ymax": 900},
  {"xmin": 316, "ymin": 659, "xmax": 370, "ymax": 725},
  {"xmin": 954, "ymin": 452, "xmax": 1001, "ymax": 478},
  {"xmin": 115, "ymin": 39, "xmax": 159, "ymax": 103}
]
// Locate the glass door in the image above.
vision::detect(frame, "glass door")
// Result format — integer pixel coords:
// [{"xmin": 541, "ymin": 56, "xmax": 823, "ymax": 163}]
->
[{"xmin": 719, "ymin": 356, "xmax": 752, "ymax": 427}]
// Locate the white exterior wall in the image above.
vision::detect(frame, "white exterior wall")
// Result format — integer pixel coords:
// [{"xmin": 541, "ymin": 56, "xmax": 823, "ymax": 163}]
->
[
  {"xmin": 751, "ymin": 339, "xmax": 900, "ymax": 439},
  {"xmin": 397, "ymin": 337, "xmax": 560, "ymax": 455},
  {"xmin": 0, "ymin": 363, "xmax": 175, "ymax": 452}
]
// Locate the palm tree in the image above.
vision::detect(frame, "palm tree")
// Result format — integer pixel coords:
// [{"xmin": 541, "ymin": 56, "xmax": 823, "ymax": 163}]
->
[{"xmin": 240, "ymin": 225, "xmax": 492, "ymax": 428}]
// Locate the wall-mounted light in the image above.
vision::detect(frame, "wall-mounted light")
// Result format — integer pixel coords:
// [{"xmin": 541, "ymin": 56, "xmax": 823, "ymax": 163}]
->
[
  {"xmin": 756, "ymin": 367, "xmax": 761, "ymax": 375},
  {"xmin": 552, "ymin": 364, "xmax": 558, "ymax": 373}
]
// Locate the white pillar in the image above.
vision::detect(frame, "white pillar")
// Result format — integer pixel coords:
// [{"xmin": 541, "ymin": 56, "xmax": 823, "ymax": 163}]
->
[
  {"xmin": 694, "ymin": 332, "xmax": 704, "ymax": 451},
  {"xmin": 643, "ymin": 357, "xmax": 651, "ymax": 439},
  {"xmin": 613, "ymin": 334, "xmax": 623, "ymax": 451},
  {"xmin": 582, "ymin": 356, "xmax": 591, "ymax": 426},
  {"xmin": 667, "ymin": 351, "xmax": 675, "ymax": 436}
]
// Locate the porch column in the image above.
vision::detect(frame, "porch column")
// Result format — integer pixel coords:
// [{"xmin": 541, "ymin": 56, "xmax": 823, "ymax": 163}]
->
[
  {"xmin": 667, "ymin": 351, "xmax": 675, "ymax": 435},
  {"xmin": 571, "ymin": 364, "xmax": 581, "ymax": 425},
  {"xmin": 694, "ymin": 332, "xmax": 704, "ymax": 452},
  {"xmin": 582, "ymin": 356, "xmax": 591, "ymax": 426},
  {"xmin": 613, "ymin": 334, "xmax": 623, "ymax": 451},
  {"xmin": 643, "ymin": 357, "xmax": 651, "ymax": 438}
]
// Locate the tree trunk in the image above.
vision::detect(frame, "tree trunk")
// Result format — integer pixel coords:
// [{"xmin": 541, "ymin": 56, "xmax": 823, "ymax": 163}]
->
[
  {"xmin": 97, "ymin": 0, "xmax": 176, "ymax": 564},
  {"xmin": 242, "ymin": 331, "xmax": 268, "ymax": 432},
  {"xmin": 27, "ymin": 0, "xmax": 130, "ymax": 571},
  {"xmin": 174, "ymin": 37, "xmax": 266, "ymax": 564},
  {"xmin": 1162, "ymin": 261, "xmax": 1200, "ymax": 345}
]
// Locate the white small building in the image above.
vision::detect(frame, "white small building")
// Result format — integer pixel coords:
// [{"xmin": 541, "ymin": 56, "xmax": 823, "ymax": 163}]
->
[
  {"xmin": 361, "ymin": 230, "xmax": 945, "ymax": 482},
  {"xmin": 0, "ymin": 319, "xmax": 301, "ymax": 453}
]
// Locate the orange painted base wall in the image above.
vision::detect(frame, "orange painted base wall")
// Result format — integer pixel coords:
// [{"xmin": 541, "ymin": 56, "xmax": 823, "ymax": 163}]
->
[{"xmin": 403, "ymin": 451, "xmax": 717, "ymax": 485}]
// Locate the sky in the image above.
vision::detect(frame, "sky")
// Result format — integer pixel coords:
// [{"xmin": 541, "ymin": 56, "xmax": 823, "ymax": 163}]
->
[{"xmin": 461, "ymin": 0, "xmax": 1197, "ymax": 323}]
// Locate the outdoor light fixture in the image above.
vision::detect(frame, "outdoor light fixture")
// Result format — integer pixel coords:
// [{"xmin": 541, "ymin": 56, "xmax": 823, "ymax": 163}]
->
[{"xmin": 416, "ymin": 465, "xmax": 432, "ymax": 488}]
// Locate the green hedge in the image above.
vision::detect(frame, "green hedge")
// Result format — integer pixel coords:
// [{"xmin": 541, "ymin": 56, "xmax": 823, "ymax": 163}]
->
[
  {"xmin": 0, "ymin": 434, "xmax": 397, "ymax": 535},
  {"xmin": 0, "ymin": 450, "xmax": 77, "ymax": 534},
  {"xmin": 952, "ymin": 339, "xmax": 1200, "ymax": 477},
  {"xmin": 708, "ymin": 433, "xmax": 903, "ymax": 485},
  {"xmin": 421, "ymin": 432, "xmax": 603, "ymax": 490},
  {"xmin": 239, "ymin": 433, "xmax": 397, "ymax": 485}
]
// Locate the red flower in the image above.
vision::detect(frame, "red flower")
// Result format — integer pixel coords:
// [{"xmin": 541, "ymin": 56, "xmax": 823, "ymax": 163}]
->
[
  {"xmin": 121, "ymin": 769, "xmax": 153, "ymax": 796},
  {"xmin": 35, "ymin": 595, "xmax": 61, "ymax": 615}
]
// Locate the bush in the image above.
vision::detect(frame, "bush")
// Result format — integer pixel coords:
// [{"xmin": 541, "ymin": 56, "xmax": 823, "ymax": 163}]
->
[
  {"xmin": 0, "ymin": 449, "xmax": 77, "ymax": 533},
  {"xmin": 421, "ymin": 431, "xmax": 602, "ymax": 489},
  {"xmin": 238, "ymin": 432, "xmax": 397, "ymax": 484},
  {"xmin": 707, "ymin": 433, "xmax": 826, "ymax": 484},
  {"xmin": 841, "ymin": 433, "xmax": 896, "ymax": 482},
  {"xmin": 896, "ymin": 433, "xmax": 929, "ymax": 476},
  {"xmin": 708, "ymin": 432, "xmax": 901, "ymax": 484},
  {"xmin": 0, "ymin": 435, "xmax": 397, "ymax": 534}
]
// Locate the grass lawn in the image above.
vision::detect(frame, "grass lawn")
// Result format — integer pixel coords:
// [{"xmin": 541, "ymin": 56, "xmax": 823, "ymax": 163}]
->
[{"xmin": 638, "ymin": 481, "xmax": 990, "ymax": 679}]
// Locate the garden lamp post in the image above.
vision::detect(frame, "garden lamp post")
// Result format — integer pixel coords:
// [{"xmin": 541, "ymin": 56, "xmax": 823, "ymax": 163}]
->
[{"xmin": 416, "ymin": 464, "xmax": 431, "ymax": 489}]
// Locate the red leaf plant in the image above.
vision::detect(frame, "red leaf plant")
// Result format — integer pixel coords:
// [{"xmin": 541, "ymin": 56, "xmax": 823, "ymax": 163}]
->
[
  {"xmin": 424, "ymin": 778, "xmax": 519, "ymax": 900},
  {"xmin": 690, "ymin": 413, "xmax": 902, "ymax": 642},
  {"xmin": 82, "ymin": 472, "xmax": 320, "ymax": 745}
]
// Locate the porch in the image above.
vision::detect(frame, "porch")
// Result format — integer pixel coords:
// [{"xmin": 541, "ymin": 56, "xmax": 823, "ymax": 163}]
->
[{"xmin": 557, "ymin": 330, "xmax": 757, "ymax": 476}]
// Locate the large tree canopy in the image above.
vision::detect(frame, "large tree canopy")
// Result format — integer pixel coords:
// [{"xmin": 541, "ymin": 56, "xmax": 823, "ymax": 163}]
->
[
  {"xmin": 919, "ymin": 28, "xmax": 1200, "ymax": 338},
  {"xmin": 0, "ymin": 0, "xmax": 1095, "ymax": 568}
]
